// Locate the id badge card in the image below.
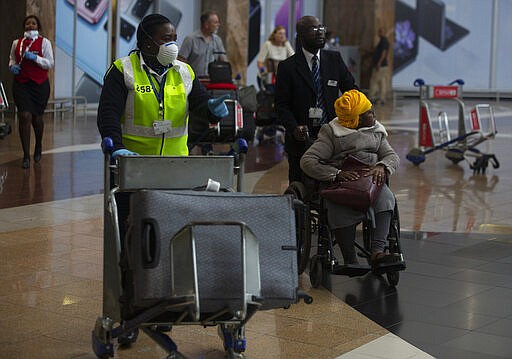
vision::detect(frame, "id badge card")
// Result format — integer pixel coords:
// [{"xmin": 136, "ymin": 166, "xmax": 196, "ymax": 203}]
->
[
  {"xmin": 153, "ymin": 120, "xmax": 172, "ymax": 135},
  {"xmin": 309, "ymin": 107, "xmax": 323, "ymax": 126}
]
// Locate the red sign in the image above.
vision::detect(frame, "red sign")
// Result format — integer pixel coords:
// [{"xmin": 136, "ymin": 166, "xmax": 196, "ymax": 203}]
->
[
  {"xmin": 470, "ymin": 108, "xmax": 480, "ymax": 131},
  {"xmin": 236, "ymin": 102, "xmax": 243, "ymax": 129},
  {"xmin": 430, "ymin": 86, "xmax": 459, "ymax": 99},
  {"xmin": 419, "ymin": 106, "xmax": 434, "ymax": 147}
]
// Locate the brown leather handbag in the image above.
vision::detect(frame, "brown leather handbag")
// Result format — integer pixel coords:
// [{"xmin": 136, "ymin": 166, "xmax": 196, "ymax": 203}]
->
[{"xmin": 320, "ymin": 155, "xmax": 383, "ymax": 212}]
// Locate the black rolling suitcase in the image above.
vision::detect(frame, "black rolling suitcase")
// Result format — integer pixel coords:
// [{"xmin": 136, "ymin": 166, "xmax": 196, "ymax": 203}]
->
[
  {"xmin": 122, "ymin": 190, "xmax": 299, "ymax": 317},
  {"xmin": 255, "ymin": 89, "xmax": 278, "ymax": 127}
]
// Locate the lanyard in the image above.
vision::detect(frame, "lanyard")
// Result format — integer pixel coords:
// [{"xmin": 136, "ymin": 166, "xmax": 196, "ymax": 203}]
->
[
  {"xmin": 144, "ymin": 67, "xmax": 168, "ymax": 119},
  {"xmin": 18, "ymin": 37, "xmax": 35, "ymax": 65}
]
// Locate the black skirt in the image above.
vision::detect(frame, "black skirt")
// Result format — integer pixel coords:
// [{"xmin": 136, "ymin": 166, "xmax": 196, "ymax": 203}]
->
[{"xmin": 13, "ymin": 79, "xmax": 50, "ymax": 115}]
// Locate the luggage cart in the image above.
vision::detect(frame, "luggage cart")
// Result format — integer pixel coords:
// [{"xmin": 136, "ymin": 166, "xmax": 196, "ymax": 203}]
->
[
  {"xmin": 0, "ymin": 81, "xmax": 12, "ymax": 139},
  {"xmin": 92, "ymin": 138, "xmax": 311, "ymax": 359},
  {"xmin": 406, "ymin": 78, "xmax": 499, "ymax": 174}
]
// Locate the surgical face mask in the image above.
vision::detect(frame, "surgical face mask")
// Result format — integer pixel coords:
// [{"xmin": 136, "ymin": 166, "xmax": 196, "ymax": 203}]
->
[
  {"xmin": 156, "ymin": 41, "xmax": 178, "ymax": 66},
  {"xmin": 24, "ymin": 30, "xmax": 39, "ymax": 39}
]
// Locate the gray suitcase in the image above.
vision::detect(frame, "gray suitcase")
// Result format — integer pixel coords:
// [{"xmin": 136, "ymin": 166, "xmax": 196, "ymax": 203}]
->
[{"xmin": 125, "ymin": 190, "xmax": 298, "ymax": 314}]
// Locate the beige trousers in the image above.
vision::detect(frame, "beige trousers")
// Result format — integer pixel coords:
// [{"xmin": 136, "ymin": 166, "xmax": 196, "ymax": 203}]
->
[{"xmin": 368, "ymin": 66, "xmax": 391, "ymax": 102}]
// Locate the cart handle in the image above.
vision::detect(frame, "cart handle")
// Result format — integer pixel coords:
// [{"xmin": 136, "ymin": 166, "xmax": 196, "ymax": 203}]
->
[
  {"xmin": 449, "ymin": 79, "xmax": 464, "ymax": 86},
  {"xmin": 414, "ymin": 78, "xmax": 465, "ymax": 87},
  {"xmin": 413, "ymin": 78, "xmax": 425, "ymax": 87}
]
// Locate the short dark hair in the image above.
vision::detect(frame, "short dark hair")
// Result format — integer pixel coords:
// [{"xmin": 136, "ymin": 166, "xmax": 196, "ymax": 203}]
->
[
  {"xmin": 296, "ymin": 15, "xmax": 317, "ymax": 38},
  {"xmin": 137, "ymin": 14, "xmax": 172, "ymax": 49},
  {"xmin": 23, "ymin": 15, "xmax": 42, "ymax": 31},
  {"xmin": 200, "ymin": 10, "xmax": 218, "ymax": 27}
]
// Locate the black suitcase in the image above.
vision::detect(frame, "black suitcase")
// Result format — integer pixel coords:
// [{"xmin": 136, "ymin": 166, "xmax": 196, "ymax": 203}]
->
[
  {"xmin": 123, "ymin": 190, "xmax": 298, "ymax": 316},
  {"xmin": 255, "ymin": 90, "xmax": 278, "ymax": 126},
  {"xmin": 208, "ymin": 60, "xmax": 232, "ymax": 84}
]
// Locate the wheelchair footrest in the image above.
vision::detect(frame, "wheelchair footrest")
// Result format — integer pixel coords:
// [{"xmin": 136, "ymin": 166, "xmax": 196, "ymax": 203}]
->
[
  {"xmin": 332, "ymin": 264, "xmax": 371, "ymax": 277},
  {"xmin": 372, "ymin": 260, "xmax": 406, "ymax": 275}
]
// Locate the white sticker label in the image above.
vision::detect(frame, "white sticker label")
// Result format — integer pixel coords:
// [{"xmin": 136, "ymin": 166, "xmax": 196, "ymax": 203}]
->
[{"xmin": 153, "ymin": 120, "xmax": 172, "ymax": 135}]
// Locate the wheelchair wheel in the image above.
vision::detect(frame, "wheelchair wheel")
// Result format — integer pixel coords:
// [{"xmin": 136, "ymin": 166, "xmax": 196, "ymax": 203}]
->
[
  {"xmin": 387, "ymin": 271, "xmax": 400, "ymax": 287},
  {"xmin": 362, "ymin": 220, "xmax": 373, "ymax": 264},
  {"xmin": 387, "ymin": 202, "xmax": 401, "ymax": 254},
  {"xmin": 284, "ymin": 181, "xmax": 312, "ymax": 275},
  {"xmin": 309, "ymin": 254, "xmax": 323, "ymax": 288}
]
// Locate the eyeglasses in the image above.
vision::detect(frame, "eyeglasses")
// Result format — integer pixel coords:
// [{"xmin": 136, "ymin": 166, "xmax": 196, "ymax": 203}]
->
[{"xmin": 310, "ymin": 26, "xmax": 327, "ymax": 33}]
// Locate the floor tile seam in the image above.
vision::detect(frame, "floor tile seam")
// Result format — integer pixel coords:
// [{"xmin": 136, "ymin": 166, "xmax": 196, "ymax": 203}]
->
[
  {"xmin": 404, "ymin": 314, "xmax": 504, "ymax": 332},
  {"xmin": 3, "ymin": 300, "xmax": 95, "ymax": 320},
  {"xmin": 433, "ymin": 343, "xmax": 511, "ymax": 359},
  {"xmin": 243, "ymin": 328, "xmax": 341, "ymax": 349},
  {"xmin": 441, "ymin": 329, "xmax": 512, "ymax": 348},
  {"xmin": 401, "ymin": 226, "xmax": 512, "ymax": 235},
  {"xmin": 469, "ymin": 318, "xmax": 512, "ymax": 334},
  {"xmin": 445, "ymin": 268, "xmax": 512, "ymax": 285},
  {"xmin": 377, "ymin": 282, "xmax": 488, "ymax": 302},
  {"xmin": 0, "ymin": 193, "xmax": 102, "ymax": 214},
  {"xmin": 0, "ymin": 214, "xmax": 103, "ymax": 234},
  {"xmin": 349, "ymin": 291, "xmax": 403, "ymax": 310},
  {"xmin": 387, "ymin": 319, "xmax": 472, "ymax": 341},
  {"xmin": 404, "ymin": 257, "xmax": 490, "ymax": 272}
]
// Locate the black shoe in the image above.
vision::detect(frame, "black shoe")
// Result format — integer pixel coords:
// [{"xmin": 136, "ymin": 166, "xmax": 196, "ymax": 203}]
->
[
  {"xmin": 34, "ymin": 151, "xmax": 42, "ymax": 163},
  {"xmin": 371, "ymin": 252, "xmax": 397, "ymax": 266},
  {"xmin": 22, "ymin": 158, "xmax": 30, "ymax": 169}
]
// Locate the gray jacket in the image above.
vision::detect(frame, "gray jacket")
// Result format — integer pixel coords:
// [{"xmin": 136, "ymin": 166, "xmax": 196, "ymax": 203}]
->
[{"xmin": 300, "ymin": 119, "xmax": 399, "ymax": 182}]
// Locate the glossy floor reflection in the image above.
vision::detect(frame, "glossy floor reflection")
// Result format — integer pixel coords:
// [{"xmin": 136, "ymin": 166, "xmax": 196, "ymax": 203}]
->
[{"xmin": 0, "ymin": 96, "xmax": 511, "ymax": 358}]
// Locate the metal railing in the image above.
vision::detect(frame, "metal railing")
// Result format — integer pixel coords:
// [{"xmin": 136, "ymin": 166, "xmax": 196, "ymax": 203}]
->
[{"xmin": 46, "ymin": 96, "xmax": 88, "ymax": 122}]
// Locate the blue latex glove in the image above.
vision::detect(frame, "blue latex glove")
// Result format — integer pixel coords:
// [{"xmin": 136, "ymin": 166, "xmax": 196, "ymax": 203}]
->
[
  {"xmin": 9, "ymin": 64, "xmax": 21, "ymax": 75},
  {"xmin": 208, "ymin": 94, "xmax": 230, "ymax": 118},
  {"xmin": 111, "ymin": 148, "xmax": 138, "ymax": 159},
  {"xmin": 24, "ymin": 51, "xmax": 37, "ymax": 61}
]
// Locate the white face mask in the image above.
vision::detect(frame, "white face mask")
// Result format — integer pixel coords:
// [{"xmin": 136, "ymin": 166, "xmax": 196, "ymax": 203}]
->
[
  {"xmin": 156, "ymin": 41, "xmax": 178, "ymax": 66},
  {"xmin": 24, "ymin": 30, "xmax": 39, "ymax": 39}
]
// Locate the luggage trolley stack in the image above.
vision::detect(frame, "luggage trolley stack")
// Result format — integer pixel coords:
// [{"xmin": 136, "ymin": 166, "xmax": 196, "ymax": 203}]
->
[
  {"xmin": 92, "ymin": 138, "xmax": 312, "ymax": 359},
  {"xmin": 0, "ymin": 81, "xmax": 12, "ymax": 139},
  {"xmin": 406, "ymin": 78, "xmax": 499, "ymax": 174}
]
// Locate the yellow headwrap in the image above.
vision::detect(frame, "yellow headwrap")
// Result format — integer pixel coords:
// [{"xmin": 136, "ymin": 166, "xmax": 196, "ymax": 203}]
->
[{"xmin": 334, "ymin": 89, "xmax": 372, "ymax": 129}]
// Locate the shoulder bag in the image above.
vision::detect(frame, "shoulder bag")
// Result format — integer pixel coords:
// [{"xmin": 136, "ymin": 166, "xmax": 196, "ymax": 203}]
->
[{"xmin": 319, "ymin": 155, "xmax": 383, "ymax": 212}]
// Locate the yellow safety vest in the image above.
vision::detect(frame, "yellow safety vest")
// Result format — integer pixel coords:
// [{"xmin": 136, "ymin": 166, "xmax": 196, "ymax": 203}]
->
[{"xmin": 114, "ymin": 53, "xmax": 194, "ymax": 156}]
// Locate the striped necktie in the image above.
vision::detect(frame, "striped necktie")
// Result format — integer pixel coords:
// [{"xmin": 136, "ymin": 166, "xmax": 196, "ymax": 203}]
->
[{"xmin": 312, "ymin": 55, "xmax": 327, "ymax": 125}]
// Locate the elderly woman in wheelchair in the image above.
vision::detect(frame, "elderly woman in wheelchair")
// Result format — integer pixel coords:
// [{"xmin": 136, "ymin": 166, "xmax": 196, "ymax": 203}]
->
[{"xmin": 292, "ymin": 89, "xmax": 405, "ymax": 287}]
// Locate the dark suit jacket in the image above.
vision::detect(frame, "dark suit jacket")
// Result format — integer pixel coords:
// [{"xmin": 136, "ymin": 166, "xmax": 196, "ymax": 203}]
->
[{"xmin": 275, "ymin": 48, "xmax": 357, "ymax": 153}]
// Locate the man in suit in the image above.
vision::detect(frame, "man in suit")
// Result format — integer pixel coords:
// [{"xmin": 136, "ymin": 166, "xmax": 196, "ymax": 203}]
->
[{"xmin": 275, "ymin": 16, "xmax": 357, "ymax": 183}]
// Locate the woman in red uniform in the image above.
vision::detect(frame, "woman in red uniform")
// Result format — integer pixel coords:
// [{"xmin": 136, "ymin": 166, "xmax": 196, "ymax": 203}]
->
[{"xmin": 9, "ymin": 15, "xmax": 54, "ymax": 169}]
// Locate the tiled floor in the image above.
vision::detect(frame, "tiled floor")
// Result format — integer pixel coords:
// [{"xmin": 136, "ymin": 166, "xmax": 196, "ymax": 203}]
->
[{"xmin": 0, "ymin": 96, "xmax": 511, "ymax": 358}]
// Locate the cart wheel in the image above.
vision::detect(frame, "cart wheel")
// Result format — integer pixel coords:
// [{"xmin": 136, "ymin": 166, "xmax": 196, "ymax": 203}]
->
[
  {"xmin": 218, "ymin": 324, "xmax": 246, "ymax": 354},
  {"xmin": 387, "ymin": 271, "xmax": 400, "ymax": 287},
  {"xmin": 118, "ymin": 328, "xmax": 139, "ymax": 347},
  {"xmin": 92, "ymin": 331, "xmax": 114, "ymax": 358},
  {"xmin": 309, "ymin": 255, "xmax": 323, "ymax": 288},
  {"xmin": 92, "ymin": 318, "xmax": 114, "ymax": 358},
  {"xmin": 445, "ymin": 148, "xmax": 465, "ymax": 164},
  {"xmin": 406, "ymin": 148, "xmax": 425, "ymax": 166},
  {"xmin": 284, "ymin": 181, "xmax": 312, "ymax": 275},
  {"xmin": 166, "ymin": 351, "xmax": 188, "ymax": 359}
]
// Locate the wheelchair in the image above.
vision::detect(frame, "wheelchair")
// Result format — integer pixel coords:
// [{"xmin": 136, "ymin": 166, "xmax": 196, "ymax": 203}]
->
[{"xmin": 285, "ymin": 175, "xmax": 406, "ymax": 288}]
